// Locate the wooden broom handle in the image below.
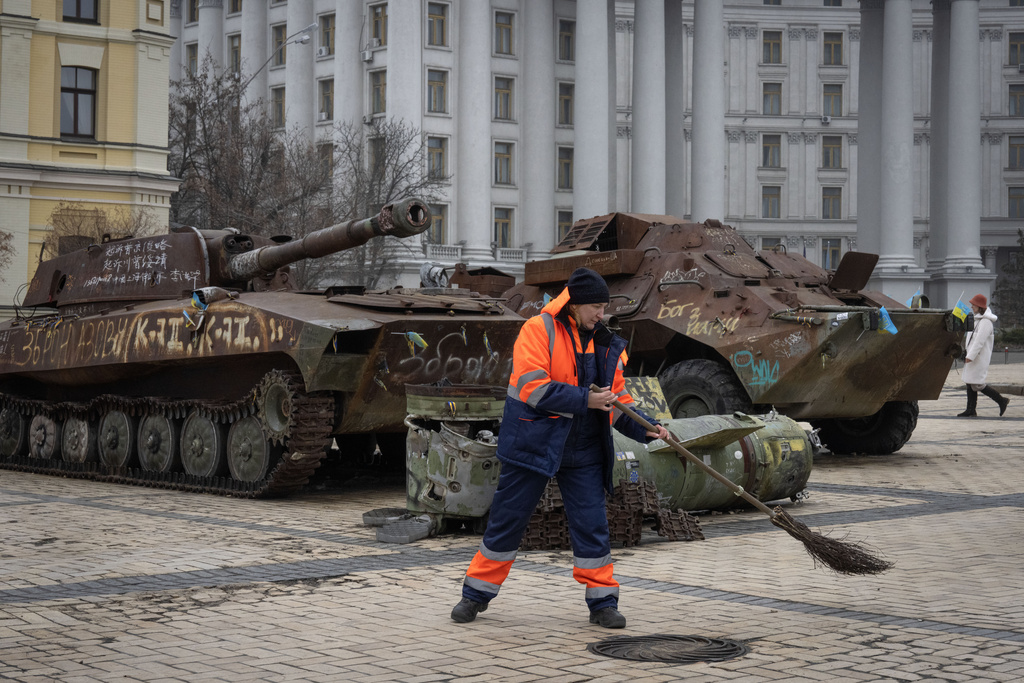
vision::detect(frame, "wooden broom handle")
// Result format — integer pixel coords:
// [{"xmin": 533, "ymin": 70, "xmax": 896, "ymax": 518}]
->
[{"xmin": 591, "ymin": 384, "xmax": 776, "ymax": 518}]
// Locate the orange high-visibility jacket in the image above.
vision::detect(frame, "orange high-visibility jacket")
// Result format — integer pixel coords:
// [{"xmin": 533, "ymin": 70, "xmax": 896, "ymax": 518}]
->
[{"xmin": 496, "ymin": 287, "xmax": 655, "ymax": 488}]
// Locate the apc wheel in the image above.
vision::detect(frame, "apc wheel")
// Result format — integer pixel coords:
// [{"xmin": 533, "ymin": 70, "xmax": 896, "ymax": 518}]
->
[
  {"xmin": 0, "ymin": 408, "xmax": 27, "ymax": 457},
  {"xmin": 658, "ymin": 359, "xmax": 753, "ymax": 418},
  {"xmin": 181, "ymin": 411, "xmax": 227, "ymax": 477},
  {"xmin": 810, "ymin": 401, "xmax": 919, "ymax": 455},
  {"xmin": 98, "ymin": 410, "xmax": 137, "ymax": 468},
  {"xmin": 62, "ymin": 416, "xmax": 98, "ymax": 463},
  {"xmin": 138, "ymin": 414, "xmax": 181, "ymax": 472},
  {"xmin": 227, "ymin": 416, "xmax": 274, "ymax": 482},
  {"xmin": 29, "ymin": 415, "xmax": 62, "ymax": 460}
]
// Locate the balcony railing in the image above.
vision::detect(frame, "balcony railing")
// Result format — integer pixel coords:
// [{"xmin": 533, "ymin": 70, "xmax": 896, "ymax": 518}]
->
[
  {"xmin": 495, "ymin": 247, "xmax": 527, "ymax": 262},
  {"xmin": 424, "ymin": 243, "xmax": 463, "ymax": 260}
]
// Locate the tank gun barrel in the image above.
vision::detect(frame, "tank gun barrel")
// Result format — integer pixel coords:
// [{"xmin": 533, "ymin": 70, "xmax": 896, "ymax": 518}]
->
[{"xmin": 227, "ymin": 197, "xmax": 431, "ymax": 282}]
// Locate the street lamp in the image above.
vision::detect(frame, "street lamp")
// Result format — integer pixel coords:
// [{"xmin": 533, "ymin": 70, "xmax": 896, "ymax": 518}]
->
[{"xmin": 240, "ymin": 22, "xmax": 318, "ymax": 92}]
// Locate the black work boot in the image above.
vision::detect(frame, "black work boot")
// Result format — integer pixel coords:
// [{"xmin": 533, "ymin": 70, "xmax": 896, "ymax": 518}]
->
[
  {"xmin": 957, "ymin": 387, "xmax": 978, "ymax": 417},
  {"xmin": 451, "ymin": 597, "xmax": 487, "ymax": 623},
  {"xmin": 981, "ymin": 386, "xmax": 1010, "ymax": 416},
  {"xmin": 589, "ymin": 606, "xmax": 626, "ymax": 629}
]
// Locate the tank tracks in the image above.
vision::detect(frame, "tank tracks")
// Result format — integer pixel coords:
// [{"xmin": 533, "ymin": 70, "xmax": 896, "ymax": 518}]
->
[
  {"xmin": 0, "ymin": 371, "xmax": 334, "ymax": 498},
  {"xmin": 520, "ymin": 477, "xmax": 705, "ymax": 550}
]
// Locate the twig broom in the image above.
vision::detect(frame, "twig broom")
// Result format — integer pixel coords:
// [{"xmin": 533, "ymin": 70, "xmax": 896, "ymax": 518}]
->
[{"xmin": 596, "ymin": 386, "xmax": 893, "ymax": 575}]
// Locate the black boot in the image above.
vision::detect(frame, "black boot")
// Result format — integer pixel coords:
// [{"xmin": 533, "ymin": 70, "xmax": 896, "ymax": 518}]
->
[
  {"xmin": 981, "ymin": 386, "xmax": 1010, "ymax": 416},
  {"xmin": 451, "ymin": 597, "xmax": 488, "ymax": 623},
  {"xmin": 957, "ymin": 387, "xmax": 978, "ymax": 417},
  {"xmin": 589, "ymin": 606, "xmax": 626, "ymax": 628}
]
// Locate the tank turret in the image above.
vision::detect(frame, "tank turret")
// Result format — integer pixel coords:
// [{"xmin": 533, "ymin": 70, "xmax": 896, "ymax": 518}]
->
[{"xmin": 23, "ymin": 197, "xmax": 431, "ymax": 310}]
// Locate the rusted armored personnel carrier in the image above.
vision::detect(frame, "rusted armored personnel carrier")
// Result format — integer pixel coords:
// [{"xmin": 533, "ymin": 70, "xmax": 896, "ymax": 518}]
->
[
  {"xmin": 502, "ymin": 212, "xmax": 964, "ymax": 455},
  {"xmin": 0, "ymin": 198, "xmax": 522, "ymax": 496}
]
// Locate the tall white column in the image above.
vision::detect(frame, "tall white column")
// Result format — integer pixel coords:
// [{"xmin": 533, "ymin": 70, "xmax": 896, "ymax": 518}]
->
[
  {"xmin": 333, "ymin": 0, "xmax": 363, "ymax": 129},
  {"xmin": 387, "ymin": 1, "xmax": 421, "ymax": 128},
  {"xmin": 241, "ymin": 0, "xmax": 268, "ymax": 101},
  {"xmin": 928, "ymin": 0, "xmax": 989, "ymax": 306},
  {"xmin": 285, "ymin": 1, "xmax": 315, "ymax": 137},
  {"xmin": 857, "ymin": 1, "xmax": 883, "ymax": 256},
  {"xmin": 198, "ymin": 0, "xmax": 224, "ymax": 70},
  {"xmin": 874, "ymin": 0, "xmax": 923, "ymax": 300},
  {"xmin": 944, "ymin": 0, "xmax": 984, "ymax": 270},
  {"xmin": 456, "ymin": 1, "xmax": 492, "ymax": 260},
  {"xmin": 169, "ymin": 1, "xmax": 183, "ymax": 81},
  {"xmin": 522, "ymin": 1, "xmax": 556, "ymax": 257},
  {"xmin": 574, "ymin": 0, "xmax": 617, "ymax": 220},
  {"xmin": 631, "ymin": 0, "xmax": 667, "ymax": 214},
  {"xmin": 927, "ymin": 0, "xmax": 950, "ymax": 271},
  {"xmin": 665, "ymin": 0, "xmax": 686, "ymax": 219},
  {"xmin": 690, "ymin": 0, "xmax": 725, "ymax": 223}
]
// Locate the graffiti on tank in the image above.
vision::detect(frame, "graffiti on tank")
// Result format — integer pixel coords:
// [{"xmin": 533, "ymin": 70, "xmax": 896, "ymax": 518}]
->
[
  {"xmin": 396, "ymin": 330, "xmax": 513, "ymax": 385},
  {"xmin": 660, "ymin": 266, "xmax": 704, "ymax": 284},
  {"xmin": 770, "ymin": 332, "xmax": 810, "ymax": 359},
  {"xmin": 732, "ymin": 350, "xmax": 780, "ymax": 389},
  {"xmin": 0, "ymin": 310, "xmax": 293, "ymax": 370},
  {"xmin": 519, "ymin": 299, "xmax": 546, "ymax": 314},
  {"xmin": 657, "ymin": 301, "xmax": 741, "ymax": 336}
]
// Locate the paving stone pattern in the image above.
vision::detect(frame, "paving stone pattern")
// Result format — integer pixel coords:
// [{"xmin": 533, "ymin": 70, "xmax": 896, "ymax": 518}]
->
[{"xmin": 0, "ymin": 365, "xmax": 1022, "ymax": 682}]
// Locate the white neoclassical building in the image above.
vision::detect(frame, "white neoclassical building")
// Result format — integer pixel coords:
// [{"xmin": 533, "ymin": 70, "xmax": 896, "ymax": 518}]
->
[{"xmin": 171, "ymin": 0, "xmax": 1024, "ymax": 307}]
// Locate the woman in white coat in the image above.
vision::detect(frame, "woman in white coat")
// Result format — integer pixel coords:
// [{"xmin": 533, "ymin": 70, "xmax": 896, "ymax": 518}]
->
[{"xmin": 958, "ymin": 294, "xmax": 1010, "ymax": 417}]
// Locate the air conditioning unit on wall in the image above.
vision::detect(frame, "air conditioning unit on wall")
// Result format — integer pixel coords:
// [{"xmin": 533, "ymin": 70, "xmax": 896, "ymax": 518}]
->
[
  {"xmin": 318, "ymin": 111, "xmax": 328, "ymax": 121},
  {"xmin": 820, "ymin": 115, "xmax": 832, "ymax": 124},
  {"xmin": 361, "ymin": 50, "xmax": 373, "ymax": 62},
  {"xmin": 316, "ymin": 46, "xmax": 329, "ymax": 57}
]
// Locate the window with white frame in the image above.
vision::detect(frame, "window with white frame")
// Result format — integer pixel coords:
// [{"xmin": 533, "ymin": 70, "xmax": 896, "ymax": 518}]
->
[
  {"xmin": 762, "ymin": 186, "xmax": 780, "ymax": 218},
  {"xmin": 428, "ymin": 70, "xmax": 448, "ymax": 113},
  {"xmin": 494, "ymin": 77, "xmax": 513, "ymax": 120},
  {"xmin": 559, "ymin": 20, "xmax": 575, "ymax": 61},
  {"xmin": 494, "ymin": 208, "xmax": 513, "ymax": 248},
  {"xmin": 494, "ymin": 142, "xmax": 513, "ymax": 185},
  {"xmin": 495, "ymin": 11, "xmax": 513, "ymax": 55},
  {"xmin": 427, "ymin": 3, "xmax": 448, "ymax": 47}
]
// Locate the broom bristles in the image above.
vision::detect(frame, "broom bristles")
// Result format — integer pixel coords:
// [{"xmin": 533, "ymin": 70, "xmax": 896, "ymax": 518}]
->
[{"xmin": 770, "ymin": 507, "xmax": 894, "ymax": 575}]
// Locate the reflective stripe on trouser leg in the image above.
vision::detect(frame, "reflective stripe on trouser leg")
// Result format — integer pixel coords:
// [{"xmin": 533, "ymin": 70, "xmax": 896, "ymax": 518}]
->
[
  {"xmin": 574, "ymin": 554, "xmax": 619, "ymax": 610},
  {"xmin": 462, "ymin": 542, "xmax": 518, "ymax": 604}
]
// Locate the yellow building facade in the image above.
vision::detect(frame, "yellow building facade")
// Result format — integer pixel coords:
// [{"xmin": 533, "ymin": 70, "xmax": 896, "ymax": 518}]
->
[{"xmin": 0, "ymin": 0, "xmax": 178, "ymax": 307}]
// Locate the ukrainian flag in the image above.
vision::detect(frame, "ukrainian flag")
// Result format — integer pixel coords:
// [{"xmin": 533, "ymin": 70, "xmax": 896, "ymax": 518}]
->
[
  {"xmin": 878, "ymin": 306, "xmax": 898, "ymax": 335},
  {"xmin": 952, "ymin": 299, "xmax": 970, "ymax": 323}
]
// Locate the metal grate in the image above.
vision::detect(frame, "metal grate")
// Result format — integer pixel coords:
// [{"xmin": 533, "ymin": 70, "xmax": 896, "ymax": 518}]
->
[{"xmin": 587, "ymin": 635, "xmax": 748, "ymax": 663}]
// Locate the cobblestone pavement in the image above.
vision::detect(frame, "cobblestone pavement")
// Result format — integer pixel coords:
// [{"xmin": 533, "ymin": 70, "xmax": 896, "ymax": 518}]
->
[{"xmin": 1, "ymin": 365, "xmax": 1022, "ymax": 682}]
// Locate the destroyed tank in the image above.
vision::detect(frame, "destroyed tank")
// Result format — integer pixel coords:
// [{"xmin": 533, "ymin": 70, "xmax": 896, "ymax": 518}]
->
[
  {"xmin": 0, "ymin": 198, "xmax": 523, "ymax": 496},
  {"xmin": 502, "ymin": 212, "xmax": 964, "ymax": 455}
]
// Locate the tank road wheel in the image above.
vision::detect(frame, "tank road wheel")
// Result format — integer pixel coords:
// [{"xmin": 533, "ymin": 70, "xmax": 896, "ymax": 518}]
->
[
  {"xmin": 227, "ymin": 416, "xmax": 274, "ymax": 482},
  {"xmin": 181, "ymin": 411, "xmax": 227, "ymax": 478},
  {"xmin": 257, "ymin": 371, "xmax": 296, "ymax": 445},
  {"xmin": 137, "ymin": 414, "xmax": 182, "ymax": 473},
  {"xmin": 28, "ymin": 415, "xmax": 62, "ymax": 460},
  {"xmin": 98, "ymin": 410, "xmax": 137, "ymax": 468},
  {"xmin": 0, "ymin": 408, "xmax": 27, "ymax": 458},
  {"xmin": 62, "ymin": 416, "xmax": 98, "ymax": 463},
  {"xmin": 810, "ymin": 401, "xmax": 919, "ymax": 456},
  {"xmin": 658, "ymin": 359, "xmax": 753, "ymax": 418}
]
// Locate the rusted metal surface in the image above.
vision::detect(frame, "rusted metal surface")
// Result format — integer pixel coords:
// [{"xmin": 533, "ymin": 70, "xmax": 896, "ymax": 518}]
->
[
  {"xmin": 502, "ymin": 213, "xmax": 964, "ymax": 454},
  {"xmin": 0, "ymin": 198, "xmax": 524, "ymax": 496},
  {"xmin": 520, "ymin": 478, "xmax": 704, "ymax": 550}
]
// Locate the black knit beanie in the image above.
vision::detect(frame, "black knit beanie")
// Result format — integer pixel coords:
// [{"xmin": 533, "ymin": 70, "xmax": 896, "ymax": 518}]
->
[{"xmin": 567, "ymin": 267, "xmax": 610, "ymax": 304}]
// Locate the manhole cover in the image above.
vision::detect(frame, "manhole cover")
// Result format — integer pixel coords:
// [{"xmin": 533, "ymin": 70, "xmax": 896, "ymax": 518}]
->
[{"xmin": 587, "ymin": 634, "xmax": 748, "ymax": 663}]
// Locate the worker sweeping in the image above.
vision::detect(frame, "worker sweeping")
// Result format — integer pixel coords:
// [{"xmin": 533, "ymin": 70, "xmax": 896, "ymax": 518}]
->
[{"xmin": 450, "ymin": 267, "xmax": 669, "ymax": 629}]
